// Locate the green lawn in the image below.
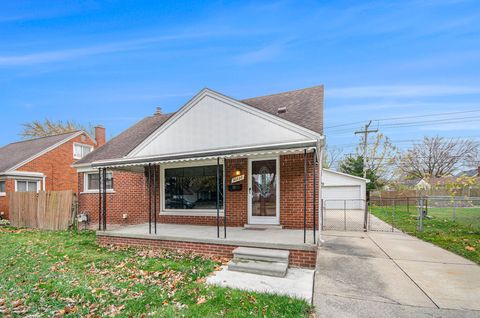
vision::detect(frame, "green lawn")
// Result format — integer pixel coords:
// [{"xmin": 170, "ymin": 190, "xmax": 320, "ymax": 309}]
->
[
  {"xmin": 0, "ymin": 228, "xmax": 311, "ymax": 317},
  {"xmin": 370, "ymin": 205, "xmax": 480, "ymax": 264}
]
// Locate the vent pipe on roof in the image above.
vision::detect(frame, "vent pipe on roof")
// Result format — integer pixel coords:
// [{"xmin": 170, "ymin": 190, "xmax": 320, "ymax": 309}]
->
[
  {"xmin": 277, "ymin": 106, "xmax": 287, "ymax": 114},
  {"xmin": 154, "ymin": 107, "xmax": 162, "ymax": 116}
]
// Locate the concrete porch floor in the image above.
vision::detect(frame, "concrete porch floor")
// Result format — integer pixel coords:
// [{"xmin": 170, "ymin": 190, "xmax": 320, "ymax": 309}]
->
[{"xmin": 97, "ymin": 223, "xmax": 318, "ymax": 251}]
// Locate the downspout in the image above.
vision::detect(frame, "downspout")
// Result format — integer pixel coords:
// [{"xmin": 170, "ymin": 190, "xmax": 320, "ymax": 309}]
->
[{"xmin": 42, "ymin": 176, "xmax": 46, "ymax": 191}]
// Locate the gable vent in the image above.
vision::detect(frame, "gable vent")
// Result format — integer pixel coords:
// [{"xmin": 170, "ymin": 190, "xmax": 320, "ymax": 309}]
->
[{"xmin": 277, "ymin": 106, "xmax": 287, "ymax": 114}]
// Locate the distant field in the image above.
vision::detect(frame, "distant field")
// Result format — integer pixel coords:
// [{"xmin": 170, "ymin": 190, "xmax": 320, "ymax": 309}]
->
[{"xmin": 370, "ymin": 204, "xmax": 480, "ymax": 264}]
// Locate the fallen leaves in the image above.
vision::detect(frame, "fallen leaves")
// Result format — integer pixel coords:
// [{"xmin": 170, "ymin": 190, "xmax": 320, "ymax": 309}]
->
[{"xmin": 465, "ymin": 246, "xmax": 476, "ymax": 251}]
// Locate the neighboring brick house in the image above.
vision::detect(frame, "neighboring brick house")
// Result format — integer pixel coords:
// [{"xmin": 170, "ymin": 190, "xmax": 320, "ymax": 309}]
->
[
  {"xmin": 0, "ymin": 128, "xmax": 105, "ymax": 219},
  {"xmin": 74, "ymin": 86, "xmax": 324, "ymax": 230}
]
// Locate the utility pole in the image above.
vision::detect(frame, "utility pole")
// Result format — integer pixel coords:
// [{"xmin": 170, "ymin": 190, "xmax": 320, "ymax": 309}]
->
[{"xmin": 355, "ymin": 121, "xmax": 378, "ymax": 179}]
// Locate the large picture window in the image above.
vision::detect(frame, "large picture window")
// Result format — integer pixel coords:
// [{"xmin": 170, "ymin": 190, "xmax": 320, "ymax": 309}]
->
[{"xmin": 164, "ymin": 165, "xmax": 223, "ymax": 210}]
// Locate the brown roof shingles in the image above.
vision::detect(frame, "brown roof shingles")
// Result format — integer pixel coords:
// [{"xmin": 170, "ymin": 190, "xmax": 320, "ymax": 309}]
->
[
  {"xmin": 75, "ymin": 85, "xmax": 324, "ymax": 165},
  {"xmin": 0, "ymin": 131, "xmax": 80, "ymax": 173},
  {"xmin": 74, "ymin": 113, "xmax": 173, "ymax": 165},
  {"xmin": 241, "ymin": 85, "xmax": 324, "ymax": 134}
]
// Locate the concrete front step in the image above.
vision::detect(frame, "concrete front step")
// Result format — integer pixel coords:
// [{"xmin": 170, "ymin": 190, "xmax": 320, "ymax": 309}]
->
[
  {"xmin": 227, "ymin": 259, "xmax": 288, "ymax": 277},
  {"xmin": 233, "ymin": 247, "xmax": 290, "ymax": 263}
]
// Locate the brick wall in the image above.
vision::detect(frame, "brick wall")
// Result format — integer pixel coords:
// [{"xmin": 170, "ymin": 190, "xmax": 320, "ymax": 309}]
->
[
  {"xmin": 78, "ymin": 154, "xmax": 319, "ymax": 229},
  {"xmin": 280, "ymin": 153, "xmax": 319, "ymax": 229},
  {"xmin": 78, "ymin": 170, "xmax": 149, "ymax": 225},
  {"xmin": 97, "ymin": 234, "xmax": 317, "ymax": 268},
  {"xmin": 18, "ymin": 133, "xmax": 96, "ymax": 192},
  {"xmin": 2, "ymin": 133, "xmax": 97, "ymax": 219}
]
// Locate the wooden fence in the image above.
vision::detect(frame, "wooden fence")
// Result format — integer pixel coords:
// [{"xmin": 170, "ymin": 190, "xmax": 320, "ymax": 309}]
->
[{"xmin": 9, "ymin": 190, "xmax": 75, "ymax": 230}]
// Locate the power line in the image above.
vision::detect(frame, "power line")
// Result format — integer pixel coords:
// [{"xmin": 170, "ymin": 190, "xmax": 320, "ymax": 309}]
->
[{"xmin": 325, "ymin": 108, "xmax": 480, "ymax": 130}]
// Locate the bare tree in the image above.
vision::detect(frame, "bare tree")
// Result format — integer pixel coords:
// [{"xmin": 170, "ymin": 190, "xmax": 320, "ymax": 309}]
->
[
  {"xmin": 355, "ymin": 133, "xmax": 399, "ymax": 183},
  {"xmin": 398, "ymin": 136, "xmax": 479, "ymax": 179},
  {"xmin": 323, "ymin": 147, "xmax": 344, "ymax": 169},
  {"xmin": 20, "ymin": 119, "xmax": 93, "ymax": 139}
]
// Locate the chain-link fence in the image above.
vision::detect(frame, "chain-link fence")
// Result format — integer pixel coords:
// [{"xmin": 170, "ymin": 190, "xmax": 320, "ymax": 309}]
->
[
  {"xmin": 368, "ymin": 196, "xmax": 480, "ymax": 233},
  {"xmin": 321, "ymin": 199, "xmax": 367, "ymax": 231},
  {"xmin": 420, "ymin": 196, "xmax": 480, "ymax": 231}
]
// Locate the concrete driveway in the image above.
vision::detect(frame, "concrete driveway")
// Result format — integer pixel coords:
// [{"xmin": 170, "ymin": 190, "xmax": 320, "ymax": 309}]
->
[{"xmin": 314, "ymin": 230, "xmax": 480, "ymax": 317}]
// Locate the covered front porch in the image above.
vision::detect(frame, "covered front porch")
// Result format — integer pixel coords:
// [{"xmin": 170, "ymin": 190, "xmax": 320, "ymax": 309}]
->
[{"xmin": 97, "ymin": 223, "xmax": 318, "ymax": 268}]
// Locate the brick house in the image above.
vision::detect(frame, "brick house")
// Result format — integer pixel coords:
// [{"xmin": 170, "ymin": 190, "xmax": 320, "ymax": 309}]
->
[
  {"xmin": 74, "ymin": 86, "xmax": 325, "ymax": 267},
  {"xmin": 0, "ymin": 128, "xmax": 105, "ymax": 219}
]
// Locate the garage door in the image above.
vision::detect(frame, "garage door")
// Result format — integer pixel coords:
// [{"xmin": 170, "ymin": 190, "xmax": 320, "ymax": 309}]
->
[{"xmin": 322, "ymin": 186, "xmax": 362, "ymax": 209}]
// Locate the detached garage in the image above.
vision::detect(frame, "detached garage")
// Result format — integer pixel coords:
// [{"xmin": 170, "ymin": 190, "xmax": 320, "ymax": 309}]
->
[{"xmin": 321, "ymin": 169, "xmax": 368, "ymax": 209}]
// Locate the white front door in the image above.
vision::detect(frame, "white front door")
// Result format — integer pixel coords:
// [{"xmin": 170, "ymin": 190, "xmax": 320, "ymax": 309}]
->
[{"xmin": 248, "ymin": 157, "xmax": 280, "ymax": 225}]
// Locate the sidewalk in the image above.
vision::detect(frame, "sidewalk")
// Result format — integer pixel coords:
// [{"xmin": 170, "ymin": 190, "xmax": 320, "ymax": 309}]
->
[{"xmin": 314, "ymin": 230, "xmax": 480, "ymax": 317}]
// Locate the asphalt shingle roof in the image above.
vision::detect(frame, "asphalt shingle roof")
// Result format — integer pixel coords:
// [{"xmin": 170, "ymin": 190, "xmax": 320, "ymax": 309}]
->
[
  {"xmin": 0, "ymin": 131, "xmax": 80, "ymax": 173},
  {"xmin": 75, "ymin": 85, "xmax": 324, "ymax": 165}
]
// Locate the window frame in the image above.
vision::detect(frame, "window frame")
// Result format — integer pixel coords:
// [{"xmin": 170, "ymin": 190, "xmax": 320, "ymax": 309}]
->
[
  {"xmin": 0, "ymin": 180, "xmax": 5, "ymax": 196},
  {"xmin": 14, "ymin": 179, "xmax": 40, "ymax": 193},
  {"xmin": 83, "ymin": 171, "xmax": 114, "ymax": 193},
  {"xmin": 73, "ymin": 143, "xmax": 94, "ymax": 160},
  {"xmin": 160, "ymin": 160, "xmax": 225, "ymax": 216}
]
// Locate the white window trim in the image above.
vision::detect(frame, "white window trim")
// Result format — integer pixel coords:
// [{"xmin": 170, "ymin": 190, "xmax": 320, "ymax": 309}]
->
[
  {"xmin": 73, "ymin": 143, "xmax": 94, "ymax": 160},
  {"xmin": 82, "ymin": 171, "xmax": 115, "ymax": 194},
  {"xmin": 160, "ymin": 160, "xmax": 225, "ymax": 216},
  {"xmin": 14, "ymin": 179, "xmax": 41, "ymax": 193},
  {"xmin": 0, "ymin": 180, "xmax": 5, "ymax": 196}
]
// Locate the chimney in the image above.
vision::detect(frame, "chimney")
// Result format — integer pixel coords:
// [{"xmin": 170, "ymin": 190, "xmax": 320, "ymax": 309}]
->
[
  {"xmin": 94, "ymin": 125, "xmax": 106, "ymax": 147},
  {"xmin": 154, "ymin": 106, "xmax": 162, "ymax": 116}
]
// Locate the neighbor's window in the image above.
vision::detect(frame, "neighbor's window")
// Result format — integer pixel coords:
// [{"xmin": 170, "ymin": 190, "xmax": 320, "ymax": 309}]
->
[
  {"xmin": 74, "ymin": 143, "xmax": 93, "ymax": 159},
  {"xmin": 16, "ymin": 180, "xmax": 39, "ymax": 193},
  {"xmin": 0, "ymin": 181, "xmax": 5, "ymax": 195},
  {"xmin": 164, "ymin": 165, "xmax": 223, "ymax": 210},
  {"xmin": 85, "ymin": 172, "xmax": 113, "ymax": 191}
]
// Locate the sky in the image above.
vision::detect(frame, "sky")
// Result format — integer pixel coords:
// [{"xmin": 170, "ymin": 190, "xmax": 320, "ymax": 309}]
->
[{"xmin": 1, "ymin": 0, "xmax": 479, "ymax": 155}]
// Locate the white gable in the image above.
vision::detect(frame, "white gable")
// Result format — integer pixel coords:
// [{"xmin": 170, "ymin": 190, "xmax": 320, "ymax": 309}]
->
[{"xmin": 129, "ymin": 89, "xmax": 319, "ymax": 158}]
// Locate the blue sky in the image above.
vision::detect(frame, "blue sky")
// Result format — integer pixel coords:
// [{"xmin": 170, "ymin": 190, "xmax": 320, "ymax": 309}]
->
[{"xmin": 1, "ymin": 0, "xmax": 479, "ymax": 153}]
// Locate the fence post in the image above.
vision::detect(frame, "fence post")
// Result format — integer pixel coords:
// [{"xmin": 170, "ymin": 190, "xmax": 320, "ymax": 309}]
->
[
  {"xmin": 344, "ymin": 200, "xmax": 347, "ymax": 231},
  {"xmin": 321, "ymin": 199, "xmax": 324, "ymax": 231},
  {"xmin": 453, "ymin": 197, "xmax": 457, "ymax": 223},
  {"xmin": 364, "ymin": 200, "xmax": 368, "ymax": 232},
  {"xmin": 391, "ymin": 199, "xmax": 395, "ymax": 232},
  {"xmin": 417, "ymin": 197, "xmax": 424, "ymax": 231}
]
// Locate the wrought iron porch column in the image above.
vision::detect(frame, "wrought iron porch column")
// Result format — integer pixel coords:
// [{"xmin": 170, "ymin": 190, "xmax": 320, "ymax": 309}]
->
[
  {"xmin": 313, "ymin": 148, "xmax": 317, "ymax": 244},
  {"xmin": 154, "ymin": 164, "xmax": 157, "ymax": 234},
  {"xmin": 303, "ymin": 149, "xmax": 307, "ymax": 243},
  {"xmin": 102, "ymin": 168, "xmax": 107, "ymax": 231},
  {"xmin": 98, "ymin": 168, "xmax": 102, "ymax": 230},
  {"xmin": 148, "ymin": 164, "xmax": 152, "ymax": 234},
  {"xmin": 223, "ymin": 159, "xmax": 226, "ymax": 238},
  {"xmin": 216, "ymin": 157, "xmax": 220, "ymax": 238}
]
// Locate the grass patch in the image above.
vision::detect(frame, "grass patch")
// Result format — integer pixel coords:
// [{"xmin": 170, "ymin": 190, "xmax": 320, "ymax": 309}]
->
[
  {"xmin": 370, "ymin": 205, "xmax": 480, "ymax": 264},
  {"xmin": 0, "ymin": 228, "xmax": 311, "ymax": 317}
]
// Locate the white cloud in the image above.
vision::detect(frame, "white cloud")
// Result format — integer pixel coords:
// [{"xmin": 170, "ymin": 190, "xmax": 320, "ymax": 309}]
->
[
  {"xmin": 0, "ymin": 30, "xmax": 249, "ymax": 67},
  {"xmin": 234, "ymin": 41, "xmax": 288, "ymax": 64}
]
